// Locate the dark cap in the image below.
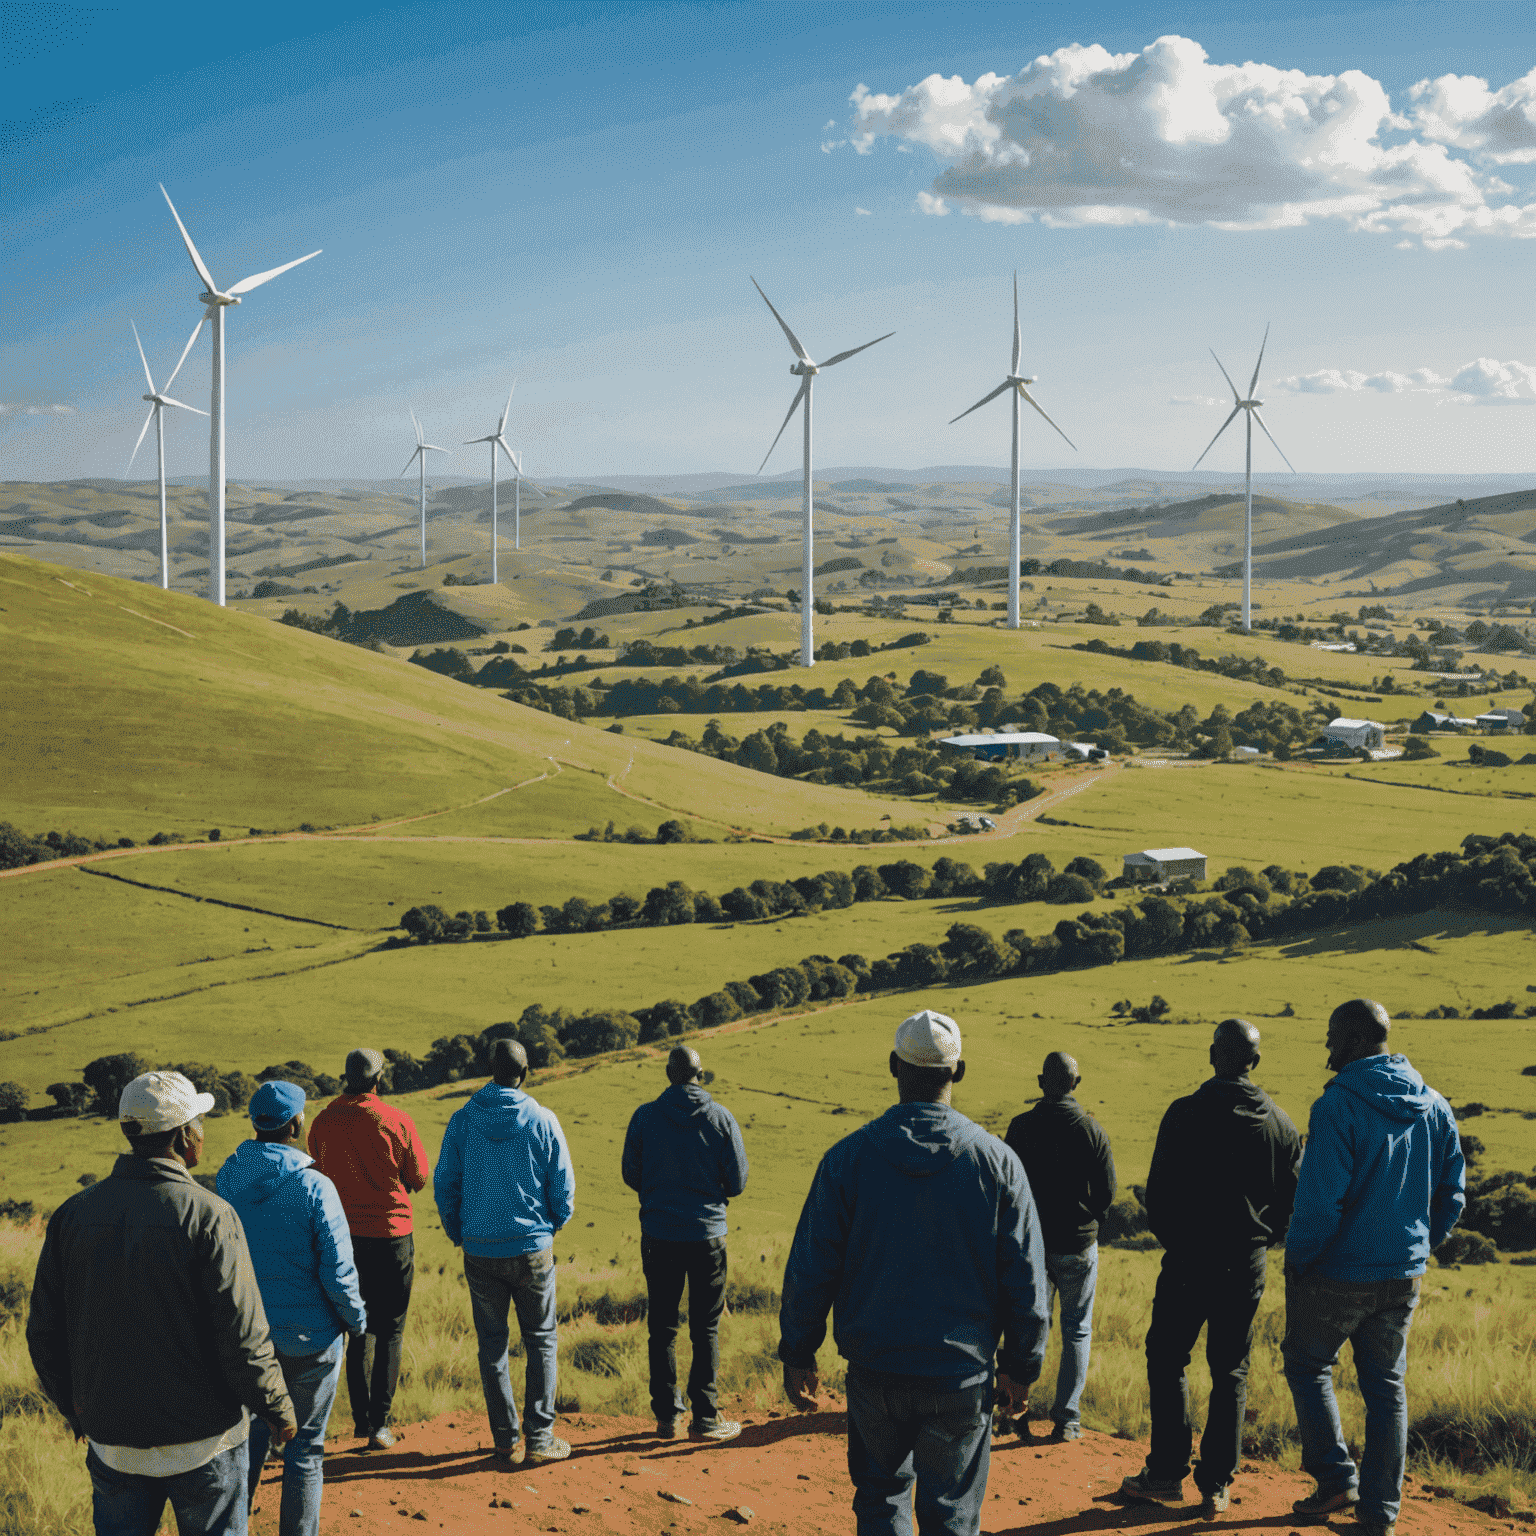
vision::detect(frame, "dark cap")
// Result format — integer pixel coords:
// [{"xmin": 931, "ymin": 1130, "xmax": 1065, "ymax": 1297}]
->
[{"xmin": 345, "ymin": 1048, "xmax": 385, "ymax": 1084}]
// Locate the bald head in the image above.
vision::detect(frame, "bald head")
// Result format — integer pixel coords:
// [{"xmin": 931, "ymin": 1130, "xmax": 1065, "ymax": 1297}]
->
[
  {"xmin": 1039, "ymin": 1051, "xmax": 1080, "ymax": 1098},
  {"xmin": 667, "ymin": 1045, "xmax": 703, "ymax": 1086},
  {"xmin": 490, "ymin": 1038, "xmax": 528, "ymax": 1086},
  {"xmin": 1327, "ymin": 998, "xmax": 1390, "ymax": 1071},
  {"xmin": 1210, "ymin": 1018, "xmax": 1261, "ymax": 1078}
]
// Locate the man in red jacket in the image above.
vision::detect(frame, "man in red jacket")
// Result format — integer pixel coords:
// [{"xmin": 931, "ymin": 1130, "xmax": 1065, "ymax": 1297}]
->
[{"xmin": 308, "ymin": 1048, "xmax": 429, "ymax": 1449}]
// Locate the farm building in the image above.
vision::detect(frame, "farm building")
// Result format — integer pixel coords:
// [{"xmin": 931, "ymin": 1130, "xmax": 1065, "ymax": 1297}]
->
[
  {"xmin": 938, "ymin": 731, "xmax": 1061, "ymax": 763},
  {"xmin": 1323, "ymin": 717, "xmax": 1385, "ymax": 751},
  {"xmin": 1413, "ymin": 710, "xmax": 1477, "ymax": 732},
  {"xmin": 1064, "ymin": 741, "xmax": 1109, "ymax": 762},
  {"xmin": 1123, "ymin": 847, "xmax": 1208, "ymax": 882},
  {"xmin": 1476, "ymin": 708, "xmax": 1527, "ymax": 733}
]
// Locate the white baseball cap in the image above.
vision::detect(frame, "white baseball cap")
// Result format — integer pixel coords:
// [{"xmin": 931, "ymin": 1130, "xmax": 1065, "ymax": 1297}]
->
[
  {"xmin": 119, "ymin": 1071, "xmax": 216, "ymax": 1134},
  {"xmin": 893, "ymin": 1009, "xmax": 962, "ymax": 1067}
]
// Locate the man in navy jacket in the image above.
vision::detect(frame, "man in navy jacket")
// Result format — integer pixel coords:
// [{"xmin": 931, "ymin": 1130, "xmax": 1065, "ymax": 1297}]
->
[
  {"xmin": 434, "ymin": 1039, "xmax": 576, "ymax": 1465},
  {"xmin": 778, "ymin": 1009, "xmax": 1048, "ymax": 1536},
  {"xmin": 621, "ymin": 1045, "xmax": 749, "ymax": 1442},
  {"xmin": 1284, "ymin": 999, "xmax": 1464, "ymax": 1536}
]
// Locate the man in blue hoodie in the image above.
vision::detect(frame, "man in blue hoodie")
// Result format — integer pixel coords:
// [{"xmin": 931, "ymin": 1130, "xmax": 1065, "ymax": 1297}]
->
[
  {"xmin": 433, "ymin": 1039, "xmax": 576, "ymax": 1465},
  {"xmin": 1284, "ymin": 999, "xmax": 1464, "ymax": 1536},
  {"xmin": 778, "ymin": 1009, "xmax": 1048, "ymax": 1536},
  {"xmin": 216, "ymin": 1079, "xmax": 366, "ymax": 1536},
  {"xmin": 622, "ymin": 1044, "xmax": 750, "ymax": 1443}
]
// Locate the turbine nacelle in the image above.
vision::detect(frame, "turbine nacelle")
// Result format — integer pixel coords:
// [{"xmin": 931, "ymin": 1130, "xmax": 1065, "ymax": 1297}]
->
[
  {"xmin": 1007, "ymin": 374, "xmax": 1036, "ymax": 386},
  {"xmin": 790, "ymin": 359, "xmax": 819, "ymax": 377},
  {"xmin": 198, "ymin": 291, "xmax": 241, "ymax": 308}
]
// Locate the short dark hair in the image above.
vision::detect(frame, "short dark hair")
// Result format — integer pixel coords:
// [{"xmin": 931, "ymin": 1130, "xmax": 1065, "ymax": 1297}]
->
[
  {"xmin": 124, "ymin": 1118, "xmax": 200, "ymax": 1157},
  {"xmin": 490, "ymin": 1038, "xmax": 528, "ymax": 1083},
  {"xmin": 1330, "ymin": 997, "xmax": 1390, "ymax": 1045},
  {"xmin": 896, "ymin": 1060, "xmax": 955, "ymax": 1094}
]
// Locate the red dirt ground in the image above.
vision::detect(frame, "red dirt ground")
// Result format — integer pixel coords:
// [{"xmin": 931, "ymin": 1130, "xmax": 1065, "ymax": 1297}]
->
[{"xmin": 250, "ymin": 1398, "xmax": 1530, "ymax": 1536}]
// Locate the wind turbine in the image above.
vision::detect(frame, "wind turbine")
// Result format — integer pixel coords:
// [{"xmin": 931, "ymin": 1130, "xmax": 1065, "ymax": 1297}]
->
[
  {"xmin": 949, "ymin": 274, "xmax": 1077, "ymax": 630},
  {"xmin": 125, "ymin": 320, "xmax": 207, "ymax": 590},
  {"xmin": 752, "ymin": 278, "xmax": 893, "ymax": 667},
  {"xmin": 400, "ymin": 410, "xmax": 449, "ymax": 569},
  {"xmin": 465, "ymin": 382, "xmax": 546, "ymax": 581},
  {"xmin": 1191, "ymin": 324, "xmax": 1296, "ymax": 632},
  {"xmin": 159, "ymin": 184, "xmax": 320, "ymax": 606}
]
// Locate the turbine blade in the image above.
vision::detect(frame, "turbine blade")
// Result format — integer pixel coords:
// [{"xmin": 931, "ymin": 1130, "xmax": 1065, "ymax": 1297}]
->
[
  {"xmin": 130, "ymin": 320, "xmax": 156, "ymax": 392},
  {"xmin": 757, "ymin": 379, "xmax": 809, "ymax": 473},
  {"xmin": 1191, "ymin": 404, "xmax": 1243, "ymax": 470},
  {"xmin": 1249, "ymin": 322, "xmax": 1270, "ymax": 398},
  {"xmin": 820, "ymin": 332, "xmax": 894, "ymax": 369},
  {"xmin": 1016, "ymin": 384, "xmax": 1077, "ymax": 451},
  {"xmin": 399, "ymin": 449, "xmax": 421, "ymax": 477},
  {"xmin": 750, "ymin": 277, "xmax": 811, "ymax": 362},
  {"xmin": 410, "ymin": 408, "xmax": 424, "ymax": 446},
  {"xmin": 1011, "ymin": 272, "xmax": 1021, "ymax": 376},
  {"xmin": 497, "ymin": 380, "xmax": 517, "ymax": 434},
  {"xmin": 496, "ymin": 437, "xmax": 518, "ymax": 468},
  {"xmin": 422, "ymin": 443, "xmax": 449, "ymax": 453},
  {"xmin": 522, "ymin": 478, "xmax": 550, "ymax": 499},
  {"xmin": 160, "ymin": 184, "xmax": 218, "ymax": 292},
  {"xmin": 159, "ymin": 395, "xmax": 208, "ymax": 416},
  {"xmin": 228, "ymin": 249, "xmax": 322, "ymax": 296},
  {"xmin": 162, "ymin": 317, "xmax": 205, "ymax": 392},
  {"xmin": 127, "ymin": 405, "xmax": 156, "ymax": 471},
  {"xmin": 949, "ymin": 378, "xmax": 1013, "ymax": 425},
  {"xmin": 1210, "ymin": 349, "xmax": 1242, "ymax": 402},
  {"xmin": 1252, "ymin": 409, "xmax": 1296, "ymax": 473}
]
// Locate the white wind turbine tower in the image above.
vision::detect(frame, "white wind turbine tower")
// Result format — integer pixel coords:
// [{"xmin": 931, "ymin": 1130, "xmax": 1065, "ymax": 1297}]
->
[
  {"xmin": 752, "ymin": 278, "xmax": 893, "ymax": 667},
  {"xmin": 125, "ymin": 320, "xmax": 207, "ymax": 590},
  {"xmin": 949, "ymin": 274, "xmax": 1077, "ymax": 630},
  {"xmin": 1191, "ymin": 324, "xmax": 1296, "ymax": 632},
  {"xmin": 158, "ymin": 185, "xmax": 320, "ymax": 607},
  {"xmin": 401, "ymin": 410, "xmax": 449, "ymax": 569},
  {"xmin": 465, "ymin": 382, "xmax": 546, "ymax": 581}
]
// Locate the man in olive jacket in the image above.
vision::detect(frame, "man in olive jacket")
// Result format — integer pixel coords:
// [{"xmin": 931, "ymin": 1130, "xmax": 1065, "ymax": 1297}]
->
[{"xmin": 28, "ymin": 1071, "xmax": 295, "ymax": 1536}]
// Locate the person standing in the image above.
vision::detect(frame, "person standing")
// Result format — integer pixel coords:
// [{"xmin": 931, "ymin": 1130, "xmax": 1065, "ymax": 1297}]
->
[
  {"xmin": 308, "ymin": 1047, "xmax": 429, "ymax": 1449},
  {"xmin": 218, "ymin": 1080, "xmax": 368, "ymax": 1536},
  {"xmin": 1284, "ymin": 999, "xmax": 1465, "ymax": 1536},
  {"xmin": 1121, "ymin": 1019, "xmax": 1302, "ymax": 1519},
  {"xmin": 779, "ymin": 1009, "xmax": 1049, "ymax": 1536},
  {"xmin": 28, "ymin": 1070, "xmax": 296, "ymax": 1536},
  {"xmin": 621, "ymin": 1045, "xmax": 750, "ymax": 1443},
  {"xmin": 433, "ymin": 1039, "xmax": 576, "ymax": 1465},
  {"xmin": 1004, "ymin": 1049, "xmax": 1117, "ymax": 1442}
]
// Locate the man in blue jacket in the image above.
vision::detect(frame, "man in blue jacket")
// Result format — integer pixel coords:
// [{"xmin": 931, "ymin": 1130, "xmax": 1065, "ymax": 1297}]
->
[
  {"xmin": 433, "ymin": 1039, "xmax": 576, "ymax": 1465},
  {"xmin": 622, "ymin": 1044, "xmax": 749, "ymax": 1443},
  {"xmin": 1284, "ymin": 999, "xmax": 1465, "ymax": 1536},
  {"xmin": 778, "ymin": 1009, "xmax": 1048, "ymax": 1536},
  {"xmin": 217, "ymin": 1079, "xmax": 366, "ymax": 1536}
]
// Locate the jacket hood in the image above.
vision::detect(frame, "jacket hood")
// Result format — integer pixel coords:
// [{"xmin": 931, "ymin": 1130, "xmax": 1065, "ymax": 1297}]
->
[
  {"xmin": 464, "ymin": 1082, "xmax": 538, "ymax": 1140},
  {"xmin": 1199, "ymin": 1075, "xmax": 1278, "ymax": 1125},
  {"xmin": 1327, "ymin": 1053, "xmax": 1436, "ymax": 1125},
  {"xmin": 657, "ymin": 1083, "xmax": 714, "ymax": 1126},
  {"xmin": 867, "ymin": 1102, "xmax": 985, "ymax": 1178},
  {"xmin": 219, "ymin": 1139, "xmax": 313, "ymax": 1206}
]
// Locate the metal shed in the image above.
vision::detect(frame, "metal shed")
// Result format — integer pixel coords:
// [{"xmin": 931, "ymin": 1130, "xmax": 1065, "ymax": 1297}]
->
[{"xmin": 1123, "ymin": 847, "xmax": 1208, "ymax": 882}]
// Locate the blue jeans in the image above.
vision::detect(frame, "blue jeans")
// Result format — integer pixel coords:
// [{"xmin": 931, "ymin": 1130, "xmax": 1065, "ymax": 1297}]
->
[
  {"xmin": 463, "ymin": 1249, "xmax": 559, "ymax": 1451},
  {"xmin": 248, "ymin": 1336, "xmax": 345, "ymax": 1536},
  {"xmin": 1043, "ymin": 1247, "xmax": 1097, "ymax": 1430},
  {"xmin": 1283, "ymin": 1270, "xmax": 1421, "ymax": 1527},
  {"xmin": 844, "ymin": 1365, "xmax": 991, "ymax": 1536},
  {"xmin": 87, "ymin": 1441, "xmax": 249, "ymax": 1536}
]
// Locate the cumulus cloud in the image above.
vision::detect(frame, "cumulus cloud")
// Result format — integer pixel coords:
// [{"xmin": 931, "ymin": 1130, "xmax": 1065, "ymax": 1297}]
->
[
  {"xmin": 1275, "ymin": 358, "xmax": 1536, "ymax": 401},
  {"xmin": 0, "ymin": 402, "xmax": 76, "ymax": 416},
  {"xmin": 846, "ymin": 38, "xmax": 1535, "ymax": 246},
  {"xmin": 855, "ymin": 206, "xmax": 873, "ymax": 215}
]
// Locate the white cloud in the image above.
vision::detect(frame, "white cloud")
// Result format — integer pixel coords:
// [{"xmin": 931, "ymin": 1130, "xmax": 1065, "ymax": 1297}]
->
[
  {"xmin": 1275, "ymin": 358, "xmax": 1535, "ymax": 401},
  {"xmin": 855, "ymin": 206, "xmax": 873, "ymax": 216},
  {"xmin": 847, "ymin": 37, "xmax": 1536, "ymax": 247},
  {"xmin": 0, "ymin": 402, "xmax": 76, "ymax": 416},
  {"xmin": 1169, "ymin": 394, "xmax": 1226, "ymax": 407}
]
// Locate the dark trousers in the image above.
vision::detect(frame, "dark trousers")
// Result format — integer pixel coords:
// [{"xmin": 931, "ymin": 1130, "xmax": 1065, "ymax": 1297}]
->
[
  {"xmin": 1145, "ymin": 1248, "xmax": 1267, "ymax": 1494},
  {"xmin": 347, "ymin": 1233, "xmax": 414, "ymax": 1432},
  {"xmin": 641, "ymin": 1234, "xmax": 727, "ymax": 1426}
]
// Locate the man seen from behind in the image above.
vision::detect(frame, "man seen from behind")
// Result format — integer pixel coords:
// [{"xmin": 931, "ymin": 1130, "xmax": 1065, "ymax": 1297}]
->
[
  {"xmin": 622, "ymin": 1044, "xmax": 750, "ymax": 1443},
  {"xmin": 1284, "ymin": 999, "xmax": 1464, "ymax": 1536},
  {"xmin": 28, "ymin": 1070, "xmax": 296, "ymax": 1536}
]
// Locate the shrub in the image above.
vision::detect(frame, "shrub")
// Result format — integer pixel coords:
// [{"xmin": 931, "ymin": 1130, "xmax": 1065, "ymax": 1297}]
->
[
  {"xmin": 1435, "ymin": 1229, "xmax": 1499, "ymax": 1265},
  {"xmin": 0, "ymin": 1083, "xmax": 28, "ymax": 1123},
  {"xmin": 82, "ymin": 1052, "xmax": 154, "ymax": 1116}
]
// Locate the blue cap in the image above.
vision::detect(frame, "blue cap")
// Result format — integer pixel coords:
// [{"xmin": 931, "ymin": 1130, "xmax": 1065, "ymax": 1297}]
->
[{"xmin": 249, "ymin": 1079, "xmax": 308, "ymax": 1130}]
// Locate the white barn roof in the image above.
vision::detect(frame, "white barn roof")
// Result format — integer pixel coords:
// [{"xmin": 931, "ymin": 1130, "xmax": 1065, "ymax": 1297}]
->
[
  {"xmin": 939, "ymin": 732, "xmax": 1060, "ymax": 747},
  {"xmin": 1327, "ymin": 717, "xmax": 1381, "ymax": 731},
  {"xmin": 1138, "ymin": 847, "xmax": 1206, "ymax": 862}
]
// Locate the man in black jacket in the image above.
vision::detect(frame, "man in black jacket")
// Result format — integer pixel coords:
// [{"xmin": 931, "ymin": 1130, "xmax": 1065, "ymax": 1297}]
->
[
  {"xmin": 28, "ymin": 1070, "xmax": 296, "ymax": 1536},
  {"xmin": 1005, "ymin": 1050, "xmax": 1117, "ymax": 1441},
  {"xmin": 1121, "ymin": 1020, "xmax": 1301, "ymax": 1519}
]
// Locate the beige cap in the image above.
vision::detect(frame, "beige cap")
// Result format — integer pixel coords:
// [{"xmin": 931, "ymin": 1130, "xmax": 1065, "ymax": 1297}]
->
[
  {"xmin": 893, "ymin": 1009, "xmax": 962, "ymax": 1067},
  {"xmin": 119, "ymin": 1071, "xmax": 216, "ymax": 1134}
]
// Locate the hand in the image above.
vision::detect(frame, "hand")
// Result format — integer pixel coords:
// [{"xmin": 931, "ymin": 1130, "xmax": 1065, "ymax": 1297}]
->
[
  {"xmin": 266, "ymin": 1418, "xmax": 298, "ymax": 1446},
  {"xmin": 783, "ymin": 1364, "xmax": 820, "ymax": 1412},
  {"xmin": 995, "ymin": 1373, "xmax": 1028, "ymax": 1412}
]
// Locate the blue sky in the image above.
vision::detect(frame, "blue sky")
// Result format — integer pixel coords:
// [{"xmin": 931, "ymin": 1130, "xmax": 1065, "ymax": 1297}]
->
[{"xmin": 3, "ymin": 0, "xmax": 1532, "ymax": 482}]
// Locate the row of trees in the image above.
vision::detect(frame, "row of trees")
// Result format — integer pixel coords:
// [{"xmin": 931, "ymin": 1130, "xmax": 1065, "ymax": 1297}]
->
[{"xmin": 0, "ymin": 823, "xmax": 137, "ymax": 870}]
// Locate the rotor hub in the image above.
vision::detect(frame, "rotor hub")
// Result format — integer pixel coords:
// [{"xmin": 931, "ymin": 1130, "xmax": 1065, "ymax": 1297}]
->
[
  {"xmin": 200, "ymin": 291, "xmax": 240, "ymax": 307},
  {"xmin": 790, "ymin": 360, "xmax": 818, "ymax": 376}
]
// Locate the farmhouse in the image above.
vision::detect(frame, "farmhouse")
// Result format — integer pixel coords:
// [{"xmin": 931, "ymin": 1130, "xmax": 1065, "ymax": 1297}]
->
[
  {"xmin": 1323, "ymin": 717, "xmax": 1385, "ymax": 751},
  {"xmin": 1413, "ymin": 710, "xmax": 1477, "ymax": 732},
  {"xmin": 1476, "ymin": 708, "xmax": 1527, "ymax": 733},
  {"xmin": 939, "ymin": 731, "xmax": 1061, "ymax": 763},
  {"xmin": 1123, "ymin": 847, "xmax": 1208, "ymax": 883}
]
